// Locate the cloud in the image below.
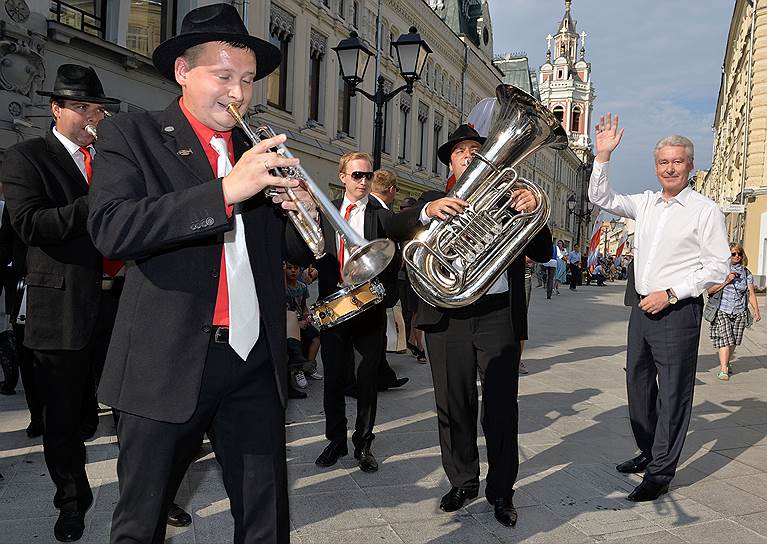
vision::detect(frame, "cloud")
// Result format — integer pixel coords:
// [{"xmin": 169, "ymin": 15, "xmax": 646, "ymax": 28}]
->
[{"xmin": 487, "ymin": 0, "xmax": 734, "ymax": 193}]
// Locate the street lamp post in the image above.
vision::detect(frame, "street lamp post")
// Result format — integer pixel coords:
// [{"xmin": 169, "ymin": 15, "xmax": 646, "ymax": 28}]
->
[
  {"xmin": 567, "ymin": 191, "xmax": 593, "ymax": 248},
  {"xmin": 334, "ymin": 27, "xmax": 431, "ymax": 170}
]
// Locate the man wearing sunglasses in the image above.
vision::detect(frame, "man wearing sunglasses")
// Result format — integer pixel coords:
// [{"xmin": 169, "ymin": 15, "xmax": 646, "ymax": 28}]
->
[
  {"xmin": 294, "ymin": 152, "xmax": 421, "ymax": 473},
  {"xmin": 590, "ymin": 114, "xmax": 730, "ymax": 502}
]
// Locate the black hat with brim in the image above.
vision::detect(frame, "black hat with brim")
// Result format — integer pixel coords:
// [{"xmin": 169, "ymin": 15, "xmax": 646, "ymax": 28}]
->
[
  {"xmin": 152, "ymin": 4, "xmax": 281, "ymax": 83},
  {"xmin": 36, "ymin": 64, "xmax": 120, "ymax": 104},
  {"xmin": 437, "ymin": 124, "xmax": 487, "ymax": 166}
]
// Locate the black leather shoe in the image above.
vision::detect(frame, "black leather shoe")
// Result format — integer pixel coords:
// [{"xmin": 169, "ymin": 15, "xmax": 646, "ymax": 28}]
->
[
  {"xmin": 627, "ymin": 480, "xmax": 669, "ymax": 502},
  {"xmin": 54, "ymin": 510, "xmax": 85, "ymax": 542},
  {"xmin": 493, "ymin": 497, "xmax": 518, "ymax": 527},
  {"xmin": 315, "ymin": 441, "xmax": 348, "ymax": 467},
  {"xmin": 354, "ymin": 444, "xmax": 379, "ymax": 473},
  {"xmin": 166, "ymin": 503, "xmax": 192, "ymax": 527},
  {"xmin": 378, "ymin": 376, "xmax": 409, "ymax": 392},
  {"xmin": 439, "ymin": 487, "xmax": 478, "ymax": 512},
  {"xmin": 288, "ymin": 386, "xmax": 307, "ymax": 399},
  {"xmin": 26, "ymin": 421, "xmax": 43, "ymax": 438},
  {"xmin": 616, "ymin": 453, "xmax": 653, "ymax": 474}
]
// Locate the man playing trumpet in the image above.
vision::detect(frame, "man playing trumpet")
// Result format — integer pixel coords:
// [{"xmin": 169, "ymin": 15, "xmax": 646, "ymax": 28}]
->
[{"xmin": 87, "ymin": 4, "xmax": 316, "ymax": 542}]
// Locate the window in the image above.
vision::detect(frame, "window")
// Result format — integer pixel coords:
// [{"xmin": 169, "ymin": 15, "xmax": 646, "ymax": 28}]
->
[
  {"xmin": 49, "ymin": 0, "xmax": 105, "ymax": 38},
  {"xmin": 433, "ymin": 113, "xmax": 443, "ymax": 175},
  {"xmin": 338, "ymin": 0, "xmax": 345, "ymax": 18},
  {"xmin": 417, "ymin": 103, "xmax": 429, "ymax": 168},
  {"xmin": 125, "ymin": 1, "xmax": 163, "ymax": 57},
  {"xmin": 308, "ymin": 31, "xmax": 327, "ymax": 123},
  {"xmin": 553, "ymin": 106, "xmax": 564, "ymax": 125},
  {"xmin": 352, "ymin": 1, "xmax": 359, "ymax": 28},
  {"xmin": 399, "ymin": 95, "xmax": 411, "ymax": 161},
  {"xmin": 338, "ymin": 75, "xmax": 356, "ymax": 136},
  {"xmin": 268, "ymin": 6, "xmax": 295, "ymax": 112},
  {"xmin": 389, "ymin": 27, "xmax": 398, "ymax": 57},
  {"xmin": 382, "ymin": 79, "xmax": 393, "ymax": 154},
  {"xmin": 571, "ymin": 106, "xmax": 582, "ymax": 133}
]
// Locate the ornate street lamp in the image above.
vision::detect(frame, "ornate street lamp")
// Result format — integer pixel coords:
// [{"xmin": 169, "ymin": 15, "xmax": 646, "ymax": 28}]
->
[{"xmin": 334, "ymin": 26, "xmax": 432, "ymax": 169}]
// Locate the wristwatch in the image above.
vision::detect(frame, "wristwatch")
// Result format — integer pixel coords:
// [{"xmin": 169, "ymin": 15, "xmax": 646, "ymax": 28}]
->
[{"xmin": 666, "ymin": 289, "xmax": 678, "ymax": 305}]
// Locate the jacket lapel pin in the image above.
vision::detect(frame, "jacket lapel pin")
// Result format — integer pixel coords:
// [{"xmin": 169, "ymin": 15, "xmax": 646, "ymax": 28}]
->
[
  {"xmin": 177, "ymin": 148, "xmax": 193, "ymax": 156},
  {"xmin": 163, "ymin": 126, "xmax": 175, "ymax": 132}
]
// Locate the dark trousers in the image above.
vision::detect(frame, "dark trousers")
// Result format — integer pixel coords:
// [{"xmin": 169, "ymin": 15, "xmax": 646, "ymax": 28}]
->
[
  {"xmin": 425, "ymin": 294, "xmax": 521, "ymax": 500},
  {"xmin": 110, "ymin": 338, "xmax": 289, "ymax": 544},
  {"xmin": 321, "ymin": 304, "xmax": 386, "ymax": 448},
  {"xmin": 626, "ymin": 297, "xmax": 702, "ymax": 485},
  {"xmin": 34, "ymin": 289, "xmax": 119, "ymax": 513},
  {"xmin": 568, "ymin": 264, "xmax": 580, "ymax": 289},
  {"xmin": 544, "ymin": 266, "xmax": 555, "ymax": 298},
  {"xmin": 14, "ymin": 324, "xmax": 43, "ymax": 427}
]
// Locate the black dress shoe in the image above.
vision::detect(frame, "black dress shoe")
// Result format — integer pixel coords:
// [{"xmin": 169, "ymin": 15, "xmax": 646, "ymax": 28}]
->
[
  {"xmin": 616, "ymin": 453, "xmax": 653, "ymax": 474},
  {"xmin": 54, "ymin": 510, "xmax": 85, "ymax": 542},
  {"xmin": 354, "ymin": 444, "xmax": 378, "ymax": 473},
  {"xmin": 344, "ymin": 385, "xmax": 358, "ymax": 399},
  {"xmin": 627, "ymin": 480, "xmax": 669, "ymax": 502},
  {"xmin": 288, "ymin": 386, "xmax": 307, "ymax": 399},
  {"xmin": 26, "ymin": 421, "xmax": 43, "ymax": 438},
  {"xmin": 378, "ymin": 376, "xmax": 409, "ymax": 392},
  {"xmin": 315, "ymin": 441, "xmax": 348, "ymax": 467},
  {"xmin": 166, "ymin": 503, "xmax": 192, "ymax": 527},
  {"xmin": 493, "ymin": 497, "xmax": 518, "ymax": 527},
  {"xmin": 439, "ymin": 487, "xmax": 478, "ymax": 512}
]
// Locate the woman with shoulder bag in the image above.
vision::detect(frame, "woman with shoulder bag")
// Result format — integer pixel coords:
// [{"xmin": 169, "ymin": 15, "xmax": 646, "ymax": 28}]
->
[{"xmin": 707, "ymin": 243, "xmax": 761, "ymax": 381}]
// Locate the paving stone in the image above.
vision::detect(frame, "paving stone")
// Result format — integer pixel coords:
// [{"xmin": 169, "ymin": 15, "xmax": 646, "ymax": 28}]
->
[
  {"xmin": 294, "ymin": 524, "xmax": 405, "ymax": 544},
  {"xmin": 733, "ymin": 511, "xmax": 767, "ymax": 537},
  {"xmin": 473, "ymin": 505, "xmax": 592, "ymax": 543},
  {"xmin": 725, "ymin": 473, "xmax": 767, "ymax": 500},
  {"xmin": 631, "ymin": 497, "xmax": 723, "ymax": 529},
  {"xmin": 390, "ymin": 515, "xmax": 499, "ymax": 544},
  {"xmin": 290, "ymin": 489, "xmax": 388, "ymax": 532},
  {"xmin": 674, "ymin": 479, "xmax": 767, "ymax": 517},
  {"xmin": 670, "ymin": 518, "xmax": 767, "ymax": 543},
  {"xmin": 288, "ymin": 462, "xmax": 358, "ymax": 495},
  {"xmin": 543, "ymin": 494, "xmax": 660, "ymax": 538}
]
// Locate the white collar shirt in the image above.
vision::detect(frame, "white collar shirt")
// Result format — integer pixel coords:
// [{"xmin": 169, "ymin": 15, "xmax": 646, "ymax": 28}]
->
[
  {"xmin": 52, "ymin": 127, "xmax": 94, "ymax": 183},
  {"xmin": 370, "ymin": 193, "xmax": 389, "ymax": 210},
  {"xmin": 337, "ymin": 194, "xmax": 368, "ymax": 270},
  {"xmin": 588, "ymin": 161, "xmax": 729, "ymax": 300}
]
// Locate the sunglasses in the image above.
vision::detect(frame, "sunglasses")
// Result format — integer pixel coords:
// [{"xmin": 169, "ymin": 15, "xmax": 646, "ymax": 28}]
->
[
  {"xmin": 731, "ymin": 252, "xmax": 743, "ymax": 257},
  {"xmin": 345, "ymin": 171, "xmax": 374, "ymax": 181}
]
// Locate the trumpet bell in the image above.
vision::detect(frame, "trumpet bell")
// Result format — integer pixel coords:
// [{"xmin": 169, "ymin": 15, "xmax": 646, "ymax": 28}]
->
[{"xmin": 343, "ymin": 238, "xmax": 395, "ymax": 285}]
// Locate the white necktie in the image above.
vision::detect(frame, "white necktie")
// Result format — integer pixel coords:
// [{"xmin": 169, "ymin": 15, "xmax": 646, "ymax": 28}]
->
[{"xmin": 210, "ymin": 135, "xmax": 260, "ymax": 360}]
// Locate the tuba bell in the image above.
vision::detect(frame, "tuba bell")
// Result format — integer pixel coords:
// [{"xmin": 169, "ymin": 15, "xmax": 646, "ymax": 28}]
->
[{"xmin": 403, "ymin": 84, "xmax": 568, "ymax": 308}]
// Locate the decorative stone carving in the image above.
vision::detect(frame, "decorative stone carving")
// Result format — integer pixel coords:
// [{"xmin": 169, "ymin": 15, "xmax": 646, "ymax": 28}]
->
[
  {"xmin": 270, "ymin": 4, "xmax": 295, "ymax": 40},
  {"xmin": 399, "ymin": 93, "xmax": 411, "ymax": 112},
  {"xmin": 418, "ymin": 101, "xmax": 429, "ymax": 122},
  {"xmin": 0, "ymin": 37, "xmax": 45, "ymax": 99},
  {"xmin": 5, "ymin": 0, "xmax": 29, "ymax": 23},
  {"xmin": 310, "ymin": 29, "xmax": 326, "ymax": 59},
  {"xmin": 434, "ymin": 112, "xmax": 443, "ymax": 130}
]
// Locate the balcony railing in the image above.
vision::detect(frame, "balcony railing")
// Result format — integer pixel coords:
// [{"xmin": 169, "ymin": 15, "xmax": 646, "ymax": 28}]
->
[{"xmin": 49, "ymin": 1, "xmax": 105, "ymax": 38}]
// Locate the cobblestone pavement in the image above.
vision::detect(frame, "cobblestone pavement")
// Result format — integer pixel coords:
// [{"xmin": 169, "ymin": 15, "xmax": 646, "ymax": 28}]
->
[{"xmin": 1, "ymin": 283, "xmax": 766, "ymax": 543}]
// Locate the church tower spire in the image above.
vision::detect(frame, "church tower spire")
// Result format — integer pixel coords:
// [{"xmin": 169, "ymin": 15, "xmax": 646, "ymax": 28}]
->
[{"xmin": 537, "ymin": 0, "xmax": 596, "ymax": 161}]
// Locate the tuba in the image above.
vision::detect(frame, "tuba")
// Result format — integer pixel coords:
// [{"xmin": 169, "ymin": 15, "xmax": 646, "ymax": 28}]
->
[{"xmin": 403, "ymin": 84, "xmax": 568, "ymax": 308}]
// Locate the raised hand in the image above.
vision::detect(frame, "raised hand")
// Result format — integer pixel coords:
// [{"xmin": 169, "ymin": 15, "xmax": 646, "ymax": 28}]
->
[{"xmin": 594, "ymin": 112, "xmax": 624, "ymax": 163}]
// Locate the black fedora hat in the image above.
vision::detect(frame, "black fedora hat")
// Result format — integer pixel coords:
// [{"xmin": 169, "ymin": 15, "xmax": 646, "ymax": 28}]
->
[
  {"xmin": 152, "ymin": 4, "xmax": 281, "ymax": 83},
  {"xmin": 437, "ymin": 124, "xmax": 486, "ymax": 166},
  {"xmin": 37, "ymin": 64, "xmax": 120, "ymax": 104}
]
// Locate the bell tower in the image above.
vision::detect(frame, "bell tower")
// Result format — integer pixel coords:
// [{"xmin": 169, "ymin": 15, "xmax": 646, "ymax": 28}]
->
[{"xmin": 538, "ymin": 0, "xmax": 595, "ymax": 161}]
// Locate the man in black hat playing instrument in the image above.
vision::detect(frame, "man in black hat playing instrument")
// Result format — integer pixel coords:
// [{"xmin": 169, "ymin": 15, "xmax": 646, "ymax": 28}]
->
[
  {"xmin": 1, "ymin": 64, "xmax": 121, "ymax": 542},
  {"xmin": 412, "ymin": 124, "xmax": 553, "ymax": 527},
  {"xmin": 87, "ymin": 4, "xmax": 314, "ymax": 543}
]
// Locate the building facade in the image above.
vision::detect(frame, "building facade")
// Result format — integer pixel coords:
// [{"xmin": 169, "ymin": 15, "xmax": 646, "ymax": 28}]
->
[
  {"xmin": 700, "ymin": 0, "xmax": 767, "ymax": 286},
  {"xmin": 0, "ymin": 0, "xmax": 502, "ymax": 206}
]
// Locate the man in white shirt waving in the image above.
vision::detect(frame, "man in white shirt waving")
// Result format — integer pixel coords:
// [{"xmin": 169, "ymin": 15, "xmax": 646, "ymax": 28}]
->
[{"xmin": 589, "ymin": 113, "xmax": 729, "ymax": 502}]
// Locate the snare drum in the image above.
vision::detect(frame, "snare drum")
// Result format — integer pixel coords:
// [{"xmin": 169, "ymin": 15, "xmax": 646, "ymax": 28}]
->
[{"xmin": 309, "ymin": 279, "xmax": 386, "ymax": 330}]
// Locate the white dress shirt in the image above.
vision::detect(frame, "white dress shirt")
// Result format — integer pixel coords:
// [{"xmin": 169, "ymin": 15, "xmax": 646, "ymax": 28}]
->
[
  {"xmin": 52, "ymin": 127, "xmax": 93, "ymax": 183},
  {"xmin": 417, "ymin": 200, "xmax": 508, "ymax": 294},
  {"xmin": 588, "ymin": 161, "xmax": 729, "ymax": 300},
  {"xmin": 370, "ymin": 193, "xmax": 389, "ymax": 210},
  {"xmin": 338, "ymin": 194, "xmax": 368, "ymax": 268}
]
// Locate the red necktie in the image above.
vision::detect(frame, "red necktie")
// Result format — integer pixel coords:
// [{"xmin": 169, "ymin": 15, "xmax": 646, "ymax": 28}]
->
[
  {"xmin": 338, "ymin": 203, "xmax": 356, "ymax": 281},
  {"xmin": 79, "ymin": 147, "xmax": 93, "ymax": 184},
  {"xmin": 81, "ymin": 147, "xmax": 123, "ymax": 277}
]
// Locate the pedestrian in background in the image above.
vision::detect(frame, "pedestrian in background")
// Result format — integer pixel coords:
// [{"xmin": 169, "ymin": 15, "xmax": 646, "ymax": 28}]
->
[
  {"xmin": 568, "ymin": 243, "xmax": 582, "ymax": 290},
  {"xmin": 554, "ymin": 240, "xmax": 567, "ymax": 295},
  {"xmin": 706, "ymin": 243, "xmax": 761, "ymax": 381}
]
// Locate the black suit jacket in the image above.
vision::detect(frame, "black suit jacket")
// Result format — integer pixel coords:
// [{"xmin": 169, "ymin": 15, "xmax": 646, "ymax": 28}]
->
[
  {"xmin": 288, "ymin": 196, "xmax": 420, "ymax": 303},
  {"xmin": 413, "ymin": 191, "xmax": 553, "ymax": 340},
  {"xmin": 1, "ymin": 132, "xmax": 103, "ymax": 350},
  {"xmin": 87, "ymin": 99, "xmax": 308, "ymax": 423}
]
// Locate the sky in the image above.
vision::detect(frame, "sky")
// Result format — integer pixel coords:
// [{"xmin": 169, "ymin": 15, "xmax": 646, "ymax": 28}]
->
[{"xmin": 486, "ymin": 0, "xmax": 735, "ymax": 195}]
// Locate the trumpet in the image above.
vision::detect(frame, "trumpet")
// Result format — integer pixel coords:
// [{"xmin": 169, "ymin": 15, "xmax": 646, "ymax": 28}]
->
[
  {"xmin": 84, "ymin": 110, "xmax": 113, "ymax": 141},
  {"xmin": 226, "ymin": 103, "xmax": 395, "ymax": 285}
]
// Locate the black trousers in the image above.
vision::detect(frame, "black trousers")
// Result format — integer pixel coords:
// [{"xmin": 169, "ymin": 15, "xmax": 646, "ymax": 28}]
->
[
  {"xmin": 544, "ymin": 266, "xmax": 555, "ymax": 298},
  {"xmin": 626, "ymin": 297, "xmax": 702, "ymax": 485},
  {"xmin": 110, "ymin": 337, "xmax": 288, "ymax": 544},
  {"xmin": 425, "ymin": 294, "xmax": 521, "ymax": 500},
  {"xmin": 14, "ymin": 324, "xmax": 43, "ymax": 428},
  {"xmin": 568, "ymin": 263, "xmax": 580, "ymax": 289},
  {"xmin": 34, "ymin": 288, "xmax": 119, "ymax": 513},
  {"xmin": 321, "ymin": 304, "xmax": 386, "ymax": 448}
]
